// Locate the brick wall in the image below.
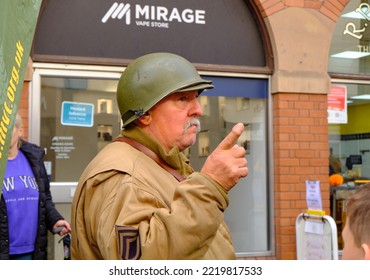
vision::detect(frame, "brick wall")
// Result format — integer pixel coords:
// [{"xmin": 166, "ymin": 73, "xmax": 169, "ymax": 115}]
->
[
  {"xmin": 273, "ymin": 92, "xmax": 330, "ymax": 259},
  {"xmin": 254, "ymin": 0, "xmax": 350, "ymax": 20},
  {"xmin": 249, "ymin": 0, "xmax": 350, "ymax": 260},
  {"xmin": 18, "ymin": 82, "xmax": 29, "ymax": 141},
  {"xmin": 19, "ymin": 58, "xmax": 33, "ymax": 141}
]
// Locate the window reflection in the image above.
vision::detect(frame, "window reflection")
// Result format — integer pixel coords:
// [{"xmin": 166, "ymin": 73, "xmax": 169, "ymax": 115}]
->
[
  {"xmin": 40, "ymin": 77, "xmax": 120, "ymax": 182},
  {"xmin": 187, "ymin": 95, "xmax": 268, "ymax": 252},
  {"xmin": 329, "ymin": 1, "xmax": 370, "ymax": 75}
]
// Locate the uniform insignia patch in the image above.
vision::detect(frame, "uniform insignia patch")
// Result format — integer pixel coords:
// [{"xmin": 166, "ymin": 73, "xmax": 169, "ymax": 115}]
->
[{"xmin": 115, "ymin": 225, "xmax": 142, "ymax": 260}]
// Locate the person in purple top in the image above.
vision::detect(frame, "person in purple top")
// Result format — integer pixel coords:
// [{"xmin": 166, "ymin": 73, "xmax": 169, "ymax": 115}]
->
[{"xmin": 0, "ymin": 113, "xmax": 71, "ymax": 260}]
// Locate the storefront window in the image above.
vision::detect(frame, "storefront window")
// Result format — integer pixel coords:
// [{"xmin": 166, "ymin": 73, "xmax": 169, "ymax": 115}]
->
[
  {"xmin": 189, "ymin": 75, "xmax": 270, "ymax": 254},
  {"xmin": 40, "ymin": 76, "xmax": 121, "ymax": 182},
  {"xmin": 329, "ymin": 1, "xmax": 370, "ymax": 75},
  {"xmin": 186, "ymin": 93, "xmax": 269, "ymax": 254},
  {"xmin": 329, "ymin": 81, "xmax": 370, "ymax": 249},
  {"xmin": 328, "ymin": 0, "xmax": 370, "ymax": 252},
  {"xmin": 31, "ymin": 67, "xmax": 271, "ymax": 256}
]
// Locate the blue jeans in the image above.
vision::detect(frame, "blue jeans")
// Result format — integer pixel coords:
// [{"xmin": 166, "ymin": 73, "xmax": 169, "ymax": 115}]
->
[{"xmin": 9, "ymin": 252, "xmax": 33, "ymax": 260}]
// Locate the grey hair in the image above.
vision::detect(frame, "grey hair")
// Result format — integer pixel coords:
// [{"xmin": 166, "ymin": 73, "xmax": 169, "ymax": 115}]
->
[
  {"xmin": 14, "ymin": 113, "xmax": 24, "ymax": 149},
  {"xmin": 14, "ymin": 113, "xmax": 23, "ymax": 129}
]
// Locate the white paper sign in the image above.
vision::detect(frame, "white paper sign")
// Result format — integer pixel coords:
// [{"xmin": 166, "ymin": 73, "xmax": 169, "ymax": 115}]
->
[
  {"xmin": 306, "ymin": 180, "xmax": 322, "ymax": 211},
  {"xmin": 304, "ymin": 220, "xmax": 324, "ymax": 235}
]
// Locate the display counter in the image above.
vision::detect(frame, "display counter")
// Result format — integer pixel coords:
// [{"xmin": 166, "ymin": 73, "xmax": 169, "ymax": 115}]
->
[{"xmin": 330, "ymin": 184, "xmax": 363, "ymax": 249}]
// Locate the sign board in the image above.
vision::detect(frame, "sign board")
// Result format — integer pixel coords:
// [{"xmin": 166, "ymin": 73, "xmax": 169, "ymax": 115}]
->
[
  {"xmin": 296, "ymin": 213, "xmax": 338, "ymax": 260},
  {"xmin": 298, "ymin": 181, "xmax": 338, "ymax": 259},
  {"xmin": 61, "ymin": 101, "xmax": 94, "ymax": 127},
  {"xmin": 328, "ymin": 85, "xmax": 347, "ymax": 124},
  {"xmin": 32, "ymin": 0, "xmax": 265, "ymax": 67}
]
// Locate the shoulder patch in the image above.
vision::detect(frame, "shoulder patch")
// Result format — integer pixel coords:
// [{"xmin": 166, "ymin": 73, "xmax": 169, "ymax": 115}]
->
[{"xmin": 115, "ymin": 225, "xmax": 142, "ymax": 260}]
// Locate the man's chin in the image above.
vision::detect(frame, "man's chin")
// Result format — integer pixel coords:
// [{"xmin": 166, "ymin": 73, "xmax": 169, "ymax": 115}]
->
[
  {"xmin": 180, "ymin": 135, "xmax": 197, "ymax": 150},
  {"xmin": 186, "ymin": 125, "xmax": 200, "ymax": 134}
]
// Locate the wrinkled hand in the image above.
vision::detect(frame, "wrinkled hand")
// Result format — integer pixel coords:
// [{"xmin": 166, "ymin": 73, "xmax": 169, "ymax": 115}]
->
[
  {"xmin": 53, "ymin": 220, "xmax": 72, "ymax": 236},
  {"xmin": 201, "ymin": 123, "xmax": 248, "ymax": 191}
]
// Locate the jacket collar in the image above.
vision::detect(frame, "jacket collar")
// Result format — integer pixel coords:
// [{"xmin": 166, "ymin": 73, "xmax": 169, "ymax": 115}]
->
[{"xmin": 121, "ymin": 125, "xmax": 194, "ymax": 177}]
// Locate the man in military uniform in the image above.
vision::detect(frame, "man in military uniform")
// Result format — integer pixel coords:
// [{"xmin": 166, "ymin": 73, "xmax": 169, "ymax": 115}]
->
[{"xmin": 71, "ymin": 52, "xmax": 248, "ymax": 259}]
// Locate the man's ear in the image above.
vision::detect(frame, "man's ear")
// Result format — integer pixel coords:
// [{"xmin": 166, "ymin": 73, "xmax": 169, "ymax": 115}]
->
[
  {"xmin": 136, "ymin": 112, "xmax": 151, "ymax": 126},
  {"xmin": 361, "ymin": 243, "xmax": 370, "ymax": 260}
]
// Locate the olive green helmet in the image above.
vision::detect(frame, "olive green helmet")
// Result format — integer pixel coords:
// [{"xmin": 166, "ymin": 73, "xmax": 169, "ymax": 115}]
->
[{"xmin": 117, "ymin": 52, "xmax": 214, "ymax": 128}]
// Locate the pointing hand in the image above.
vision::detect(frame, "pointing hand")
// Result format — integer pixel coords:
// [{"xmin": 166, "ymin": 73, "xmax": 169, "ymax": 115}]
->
[{"xmin": 201, "ymin": 123, "xmax": 248, "ymax": 191}]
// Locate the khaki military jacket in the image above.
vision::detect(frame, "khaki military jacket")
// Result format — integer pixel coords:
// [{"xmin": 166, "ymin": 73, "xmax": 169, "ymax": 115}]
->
[{"xmin": 71, "ymin": 129, "xmax": 236, "ymax": 260}]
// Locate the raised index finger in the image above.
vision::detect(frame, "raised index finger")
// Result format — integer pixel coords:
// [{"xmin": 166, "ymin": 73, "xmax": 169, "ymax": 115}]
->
[{"xmin": 216, "ymin": 123, "xmax": 244, "ymax": 151}]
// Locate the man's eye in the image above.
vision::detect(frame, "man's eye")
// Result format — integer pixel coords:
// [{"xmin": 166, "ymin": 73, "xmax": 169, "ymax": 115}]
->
[{"xmin": 179, "ymin": 96, "xmax": 188, "ymax": 101}]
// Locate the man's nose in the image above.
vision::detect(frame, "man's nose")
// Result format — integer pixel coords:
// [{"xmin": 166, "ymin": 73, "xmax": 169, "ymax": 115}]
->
[{"xmin": 190, "ymin": 98, "xmax": 203, "ymax": 117}]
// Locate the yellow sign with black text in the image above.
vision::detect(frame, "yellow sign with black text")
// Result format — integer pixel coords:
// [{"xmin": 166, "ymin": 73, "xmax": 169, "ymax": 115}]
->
[{"xmin": 0, "ymin": 0, "xmax": 42, "ymax": 194}]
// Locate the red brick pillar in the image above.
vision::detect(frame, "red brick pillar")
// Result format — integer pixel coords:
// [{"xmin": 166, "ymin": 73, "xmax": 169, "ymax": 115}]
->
[
  {"xmin": 18, "ymin": 58, "xmax": 32, "ymax": 141},
  {"xmin": 273, "ymin": 92, "xmax": 330, "ymax": 259}
]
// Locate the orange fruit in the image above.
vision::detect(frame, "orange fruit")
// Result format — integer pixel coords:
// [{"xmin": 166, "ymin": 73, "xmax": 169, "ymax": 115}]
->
[{"xmin": 329, "ymin": 174, "xmax": 344, "ymax": 186}]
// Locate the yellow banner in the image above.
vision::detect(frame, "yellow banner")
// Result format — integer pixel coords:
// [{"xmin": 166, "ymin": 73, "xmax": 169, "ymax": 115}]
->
[{"xmin": 0, "ymin": 0, "xmax": 42, "ymax": 194}]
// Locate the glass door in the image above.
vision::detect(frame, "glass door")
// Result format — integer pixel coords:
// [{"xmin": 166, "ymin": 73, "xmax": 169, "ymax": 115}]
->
[{"xmin": 31, "ymin": 66, "xmax": 122, "ymax": 203}]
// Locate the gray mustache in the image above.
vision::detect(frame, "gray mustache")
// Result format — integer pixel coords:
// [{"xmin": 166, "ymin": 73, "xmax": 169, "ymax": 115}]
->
[{"xmin": 184, "ymin": 118, "xmax": 201, "ymax": 132}]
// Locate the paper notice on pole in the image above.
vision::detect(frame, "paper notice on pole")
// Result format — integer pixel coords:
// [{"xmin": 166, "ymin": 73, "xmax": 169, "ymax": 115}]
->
[{"xmin": 306, "ymin": 180, "xmax": 322, "ymax": 211}]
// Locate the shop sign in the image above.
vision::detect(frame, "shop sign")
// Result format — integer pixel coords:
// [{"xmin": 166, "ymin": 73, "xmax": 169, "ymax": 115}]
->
[
  {"xmin": 32, "ymin": 0, "xmax": 265, "ymax": 67},
  {"xmin": 102, "ymin": 3, "xmax": 206, "ymax": 28},
  {"xmin": 328, "ymin": 85, "xmax": 347, "ymax": 124},
  {"xmin": 61, "ymin": 101, "xmax": 94, "ymax": 127},
  {"xmin": 343, "ymin": 3, "xmax": 370, "ymax": 40},
  {"xmin": 341, "ymin": 2, "xmax": 370, "ymax": 56},
  {"xmin": 50, "ymin": 136, "xmax": 75, "ymax": 160}
]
